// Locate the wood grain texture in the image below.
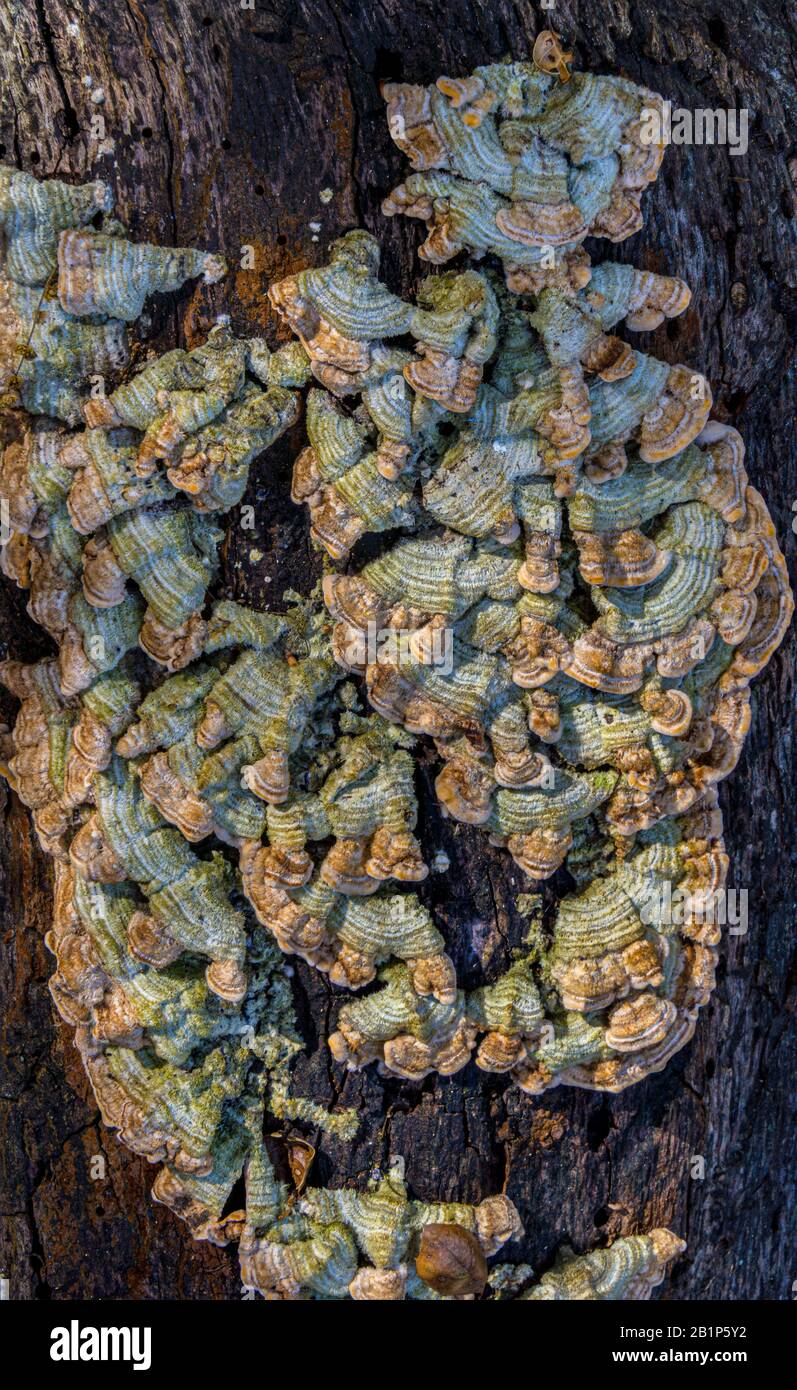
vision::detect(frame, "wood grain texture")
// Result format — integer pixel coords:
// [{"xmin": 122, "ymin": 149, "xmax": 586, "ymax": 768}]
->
[{"xmin": 0, "ymin": 0, "xmax": 795, "ymax": 1301}]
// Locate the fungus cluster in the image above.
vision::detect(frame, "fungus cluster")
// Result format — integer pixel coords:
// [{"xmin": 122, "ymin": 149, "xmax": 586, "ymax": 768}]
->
[
  {"xmin": 0, "ymin": 164, "xmax": 523, "ymax": 1300},
  {"xmin": 1, "ymin": 52, "xmax": 787, "ymax": 1300},
  {"xmin": 268, "ymin": 61, "xmax": 791, "ymax": 1097}
]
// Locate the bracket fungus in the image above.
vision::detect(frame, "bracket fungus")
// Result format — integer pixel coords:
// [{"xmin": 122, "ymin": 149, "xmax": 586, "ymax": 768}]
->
[
  {"xmin": 502, "ymin": 1228, "xmax": 687, "ymax": 1300},
  {"xmin": 2, "ymin": 48, "xmax": 789, "ymax": 1299},
  {"xmin": 381, "ymin": 63, "xmax": 666, "ymax": 278},
  {"xmin": 0, "ymin": 160, "xmax": 521, "ymax": 1300},
  {"xmin": 267, "ymin": 51, "xmax": 791, "ymax": 1108}
]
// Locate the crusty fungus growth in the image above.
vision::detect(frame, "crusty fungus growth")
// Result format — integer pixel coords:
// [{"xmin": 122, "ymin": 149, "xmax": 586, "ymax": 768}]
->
[{"xmin": 3, "ymin": 48, "xmax": 788, "ymax": 1299}]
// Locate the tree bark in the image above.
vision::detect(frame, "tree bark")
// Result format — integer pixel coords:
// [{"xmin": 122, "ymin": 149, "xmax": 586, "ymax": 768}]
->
[{"xmin": 0, "ymin": 0, "xmax": 795, "ymax": 1301}]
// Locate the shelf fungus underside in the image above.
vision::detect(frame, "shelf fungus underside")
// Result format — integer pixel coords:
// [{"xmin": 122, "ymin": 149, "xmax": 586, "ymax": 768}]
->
[{"xmin": 1, "ymin": 55, "xmax": 790, "ymax": 1300}]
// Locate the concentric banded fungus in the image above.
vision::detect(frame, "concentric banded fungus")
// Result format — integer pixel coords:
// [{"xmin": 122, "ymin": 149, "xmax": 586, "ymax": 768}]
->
[
  {"xmin": 0, "ymin": 162, "xmax": 525, "ymax": 1301},
  {"xmin": 237, "ymin": 1162, "xmax": 523, "ymax": 1299},
  {"xmin": 518, "ymin": 1229, "xmax": 686, "ymax": 1299},
  {"xmin": 381, "ymin": 63, "xmax": 666, "ymax": 275},
  {"xmin": 328, "ymin": 962, "xmax": 476, "ymax": 1078},
  {"xmin": 0, "ymin": 167, "xmax": 230, "ymax": 425},
  {"xmin": 57, "ymin": 229, "xmax": 226, "ymax": 321},
  {"xmin": 5, "ymin": 43, "xmax": 786, "ymax": 1296},
  {"xmin": 267, "ymin": 229, "xmax": 498, "ymax": 411},
  {"xmin": 269, "ymin": 52, "xmax": 791, "ymax": 1109}
]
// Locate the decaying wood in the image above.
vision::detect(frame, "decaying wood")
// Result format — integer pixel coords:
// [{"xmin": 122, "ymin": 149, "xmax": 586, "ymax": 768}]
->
[{"xmin": 0, "ymin": 0, "xmax": 795, "ymax": 1301}]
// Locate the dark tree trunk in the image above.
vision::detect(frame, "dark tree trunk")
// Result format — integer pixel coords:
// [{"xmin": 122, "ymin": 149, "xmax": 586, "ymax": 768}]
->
[{"xmin": 1, "ymin": 0, "xmax": 795, "ymax": 1301}]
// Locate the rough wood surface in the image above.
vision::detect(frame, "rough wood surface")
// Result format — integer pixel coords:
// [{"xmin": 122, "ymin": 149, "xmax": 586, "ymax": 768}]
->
[{"xmin": 1, "ymin": 0, "xmax": 795, "ymax": 1301}]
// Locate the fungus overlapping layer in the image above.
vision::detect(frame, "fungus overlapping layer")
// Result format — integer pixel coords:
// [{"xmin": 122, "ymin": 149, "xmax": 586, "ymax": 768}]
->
[
  {"xmin": 0, "ymin": 163, "xmax": 527, "ymax": 1300},
  {"xmin": 266, "ymin": 60, "xmax": 792, "ymax": 1102},
  {"xmin": 492, "ymin": 1227, "xmax": 686, "ymax": 1300},
  {"xmin": 380, "ymin": 63, "xmax": 667, "ymax": 281},
  {"xmin": 2, "ymin": 48, "xmax": 781, "ymax": 1298}
]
